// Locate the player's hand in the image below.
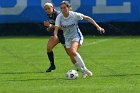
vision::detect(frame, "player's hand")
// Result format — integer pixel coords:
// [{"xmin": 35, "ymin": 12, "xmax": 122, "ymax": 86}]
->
[
  {"xmin": 44, "ymin": 21, "xmax": 50, "ymax": 27},
  {"xmin": 97, "ymin": 27, "xmax": 105, "ymax": 34},
  {"xmin": 46, "ymin": 28, "xmax": 51, "ymax": 32},
  {"xmin": 53, "ymin": 35, "xmax": 58, "ymax": 40}
]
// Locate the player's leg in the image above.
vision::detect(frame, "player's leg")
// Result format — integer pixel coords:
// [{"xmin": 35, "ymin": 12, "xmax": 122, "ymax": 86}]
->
[
  {"xmin": 65, "ymin": 48, "xmax": 77, "ymax": 63},
  {"xmin": 65, "ymin": 47, "xmax": 82, "ymax": 72},
  {"xmin": 62, "ymin": 37, "xmax": 81, "ymax": 71},
  {"xmin": 46, "ymin": 36, "xmax": 59, "ymax": 72},
  {"xmin": 70, "ymin": 41, "xmax": 92, "ymax": 78},
  {"xmin": 70, "ymin": 41, "xmax": 87, "ymax": 70},
  {"xmin": 57, "ymin": 33, "xmax": 70, "ymax": 56},
  {"xmin": 58, "ymin": 33, "xmax": 79, "ymax": 66}
]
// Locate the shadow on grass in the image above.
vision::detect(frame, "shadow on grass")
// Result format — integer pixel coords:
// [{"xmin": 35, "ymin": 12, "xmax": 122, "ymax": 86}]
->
[
  {"xmin": 4, "ymin": 78, "xmax": 65, "ymax": 82},
  {"xmin": 98, "ymin": 73, "xmax": 140, "ymax": 77},
  {"xmin": 0, "ymin": 72, "xmax": 140, "ymax": 82},
  {"xmin": 0, "ymin": 71, "xmax": 68, "ymax": 82},
  {"xmin": 0, "ymin": 71, "xmax": 45, "ymax": 75}
]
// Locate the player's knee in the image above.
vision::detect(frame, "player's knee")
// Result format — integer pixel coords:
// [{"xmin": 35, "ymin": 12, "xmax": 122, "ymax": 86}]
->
[
  {"xmin": 66, "ymin": 52, "xmax": 70, "ymax": 56},
  {"xmin": 70, "ymin": 48, "xmax": 77, "ymax": 56},
  {"xmin": 47, "ymin": 48, "xmax": 52, "ymax": 53},
  {"xmin": 47, "ymin": 46, "xmax": 52, "ymax": 52}
]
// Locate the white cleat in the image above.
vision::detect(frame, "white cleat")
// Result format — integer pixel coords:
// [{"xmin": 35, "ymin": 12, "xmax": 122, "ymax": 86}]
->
[
  {"xmin": 82, "ymin": 72, "xmax": 88, "ymax": 78},
  {"xmin": 85, "ymin": 70, "xmax": 93, "ymax": 77},
  {"xmin": 82, "ymin": 70, "xmax": 92, "ymax": 78}
]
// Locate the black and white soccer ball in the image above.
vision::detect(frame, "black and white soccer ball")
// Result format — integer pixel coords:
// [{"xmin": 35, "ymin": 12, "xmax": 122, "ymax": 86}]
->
[{"xmin": 66, "ymin": 70, "xmax": 79, "ymax": 80}]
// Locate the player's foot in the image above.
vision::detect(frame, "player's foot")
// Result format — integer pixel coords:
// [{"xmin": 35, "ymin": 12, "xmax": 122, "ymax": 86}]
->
[
  {"xmin": 46, "ymin": 65, "xmax": 56, "ymax": 72},
  {"xmin": 82, "ymin": 71, "xmax": 88, "ymax": 78},
  {"xmin": 82, "ymin": 70, "xmax": 92, "ymax": 78},
  {"xmin": 85, "ymin": 70, "xmax": 92, "ymax": 77}
]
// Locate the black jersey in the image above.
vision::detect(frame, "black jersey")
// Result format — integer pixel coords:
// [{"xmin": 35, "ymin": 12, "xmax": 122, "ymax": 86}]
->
[
  {"xmin": 46, "ymin": 10, "xmax": 65, "ymax": 45},
  {"xmin": 47, "ymin": 10, "xmax": 59, "ymax": 25},
  {"xmin": 46, "ymin": 10, "xmax": 63, "ymax": 35}
]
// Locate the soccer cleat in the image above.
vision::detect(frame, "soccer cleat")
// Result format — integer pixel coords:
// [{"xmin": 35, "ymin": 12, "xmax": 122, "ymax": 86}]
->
[
  {"xmin": 46, "ymin": 65, "xmax": 56, "ymax": 72},
  {"xmin": 82, "ymin": 71, "xmax": 88, "ymax": 78},
  {"xmin": 82, "ymin": 70, "xmax": 92, "ymax": 78},
  {"xmin": 85, "ymin": 70, "xmax": 93, "ymax": 77}
]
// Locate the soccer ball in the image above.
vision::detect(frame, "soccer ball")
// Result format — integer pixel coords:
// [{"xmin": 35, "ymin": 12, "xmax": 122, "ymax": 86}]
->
[{"xmin": 66, "ymin": 70, "xmax": 79, "ymax": 80}]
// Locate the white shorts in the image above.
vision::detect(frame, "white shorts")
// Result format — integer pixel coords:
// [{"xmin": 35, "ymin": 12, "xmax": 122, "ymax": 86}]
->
[{"xmin": 65, "ymin": 37, "xmax": 83, "ymax": 48}]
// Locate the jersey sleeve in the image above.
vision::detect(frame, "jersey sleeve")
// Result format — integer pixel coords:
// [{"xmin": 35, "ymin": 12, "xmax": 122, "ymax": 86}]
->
[
  {"xmin": 74, "ymin": 12, "xmax": 85, "ymax": 20},
  {"xmin": 55, "ymin": 14, "xmax": 61, "ymax": 27}
]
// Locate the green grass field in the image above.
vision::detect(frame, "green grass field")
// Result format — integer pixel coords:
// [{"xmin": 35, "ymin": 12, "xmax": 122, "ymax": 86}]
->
[{"xmin": 0, "ymin": 36, "xmax": 140, "ymax": 93}]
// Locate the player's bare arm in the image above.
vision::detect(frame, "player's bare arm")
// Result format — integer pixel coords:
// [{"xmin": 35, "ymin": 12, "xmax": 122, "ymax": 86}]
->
[
  {"xmin": 44, "ymin": 21, "xmax": 55, "ymax": 28},
  {"xmin": 44, "ymin": 21, "xmax": 62, "ymax": 32},
  {"xmin": 54, "ymin": 26, "xmax": 59, "ymax": 38},
  {"xmin": 83, "ymin": 16, "xmax": 105, "ymax": 34},
  {"xmin": 44, "ymin": 21, "xmax": 55, "ymax": 31}
]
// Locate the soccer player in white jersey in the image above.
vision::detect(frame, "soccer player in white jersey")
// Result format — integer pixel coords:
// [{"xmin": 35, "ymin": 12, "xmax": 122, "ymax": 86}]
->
[{"xmin": 54, "ymin": 1, "xmax": 105, "ymax": 78}]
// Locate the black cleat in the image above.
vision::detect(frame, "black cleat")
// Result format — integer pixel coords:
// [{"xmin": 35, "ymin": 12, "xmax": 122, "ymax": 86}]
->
[{"xmin": 46, "ymin": 65, "xmax": 56, "ymax": 72}]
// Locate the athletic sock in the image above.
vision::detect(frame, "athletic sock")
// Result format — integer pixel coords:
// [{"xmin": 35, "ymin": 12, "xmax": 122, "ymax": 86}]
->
[
  {"xmin": 74, "ymin": 53, "xmax": 87, "ymax": 72},
  {"xmin": 74, "ymin": 62, "xmax": 82, "ymax": 71},
  {"xmin": 47, "ymin": 51, "xmax": 54, "ymax": 66}
]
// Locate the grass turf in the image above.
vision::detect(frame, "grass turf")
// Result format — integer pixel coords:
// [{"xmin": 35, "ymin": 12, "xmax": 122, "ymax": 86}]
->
[{"xmin": 0, "ymin": 36, "xmax": 140, "ymax": 93}]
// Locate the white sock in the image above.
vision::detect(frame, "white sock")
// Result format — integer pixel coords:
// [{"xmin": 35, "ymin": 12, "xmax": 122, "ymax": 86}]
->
[
  {"xmin": 74, "ymin": 62, "xmax": 82, "ymax": 71},
  {"xmin": 74, "ymin": 53, "xmax": 87, "ymax": 72}
]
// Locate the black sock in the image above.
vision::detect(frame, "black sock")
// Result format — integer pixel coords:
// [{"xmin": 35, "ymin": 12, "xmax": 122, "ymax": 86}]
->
[{"xmin": 47, "ymin": 51, "xmax": 54, "ymax": 66}]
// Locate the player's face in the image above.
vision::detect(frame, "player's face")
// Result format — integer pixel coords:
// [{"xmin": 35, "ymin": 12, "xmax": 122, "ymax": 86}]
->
[
  {"xmin": 60, "ymin": 4, "xmax": 69, "ymax": 14},
  {"xmin": 44, "ymin": 6, "xmax": 54, "ymax": 14}
]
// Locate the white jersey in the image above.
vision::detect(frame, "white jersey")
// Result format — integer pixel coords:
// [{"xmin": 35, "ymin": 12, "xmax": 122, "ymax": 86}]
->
[{"xmin": 55, "ymin": 11, "xmax": 84, "ymax": 40}]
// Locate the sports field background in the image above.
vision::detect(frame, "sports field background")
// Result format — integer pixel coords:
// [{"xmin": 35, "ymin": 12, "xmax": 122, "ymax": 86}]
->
[{"xmin": 0, "ymin": 36, "xmax": 139, "ymax": 93}]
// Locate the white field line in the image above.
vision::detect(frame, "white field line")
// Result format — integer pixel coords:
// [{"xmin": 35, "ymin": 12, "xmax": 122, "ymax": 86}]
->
[{"xmin": 83, "ymin": 39, "xmax": 109, "ymax": 47}]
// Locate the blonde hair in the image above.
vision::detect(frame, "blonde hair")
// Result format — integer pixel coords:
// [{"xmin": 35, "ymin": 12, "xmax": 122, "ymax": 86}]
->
[{"xmin": 44, "ymin": 3, "xmax": 53, "ymax": 7}]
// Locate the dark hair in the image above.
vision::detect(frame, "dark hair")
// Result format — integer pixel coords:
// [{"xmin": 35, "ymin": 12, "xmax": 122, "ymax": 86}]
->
[{"xmin": 60, "ymin": 1, "xmax": 71, "ymax": 8}]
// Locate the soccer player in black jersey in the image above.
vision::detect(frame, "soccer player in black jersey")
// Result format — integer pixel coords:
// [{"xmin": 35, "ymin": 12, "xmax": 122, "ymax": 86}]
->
[{"xmin": 44, "ymin": 3, "xmax": 66, "ymax": 72}]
